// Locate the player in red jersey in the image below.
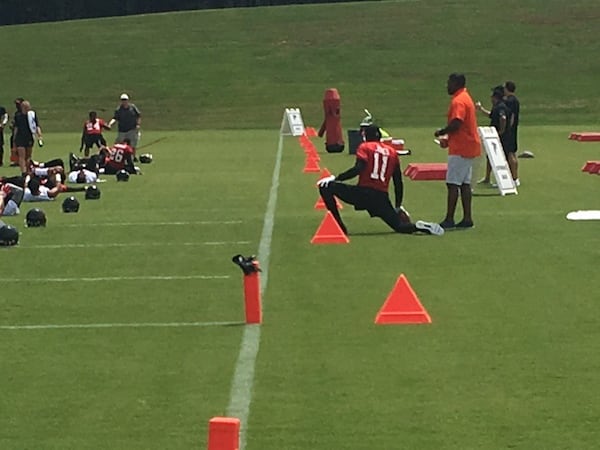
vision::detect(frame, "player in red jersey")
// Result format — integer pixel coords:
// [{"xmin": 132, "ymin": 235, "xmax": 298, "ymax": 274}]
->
[
  {"xmin": 317, "ymin": 125, "xmax": 443, "ymax": 236},
  {"xmin": 99, "ymin": 138, "xmax": 136, "ymax": 174},
  {"xmin": 80, "ymin": 111, "xmax": 110, "ymax": 157}
]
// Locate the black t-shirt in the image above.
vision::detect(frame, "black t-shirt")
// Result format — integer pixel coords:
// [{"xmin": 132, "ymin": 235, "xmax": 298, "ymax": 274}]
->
[
  {"xmin": 490, "ymin": 101, "xmax": 513, "ymax": 147},
  {"xmin": 490, "ymin": 101, "xmax": 509, "ymax": 134},
  {"xmin": 504, "ymin": 94, "xmax": 520, "ymax": 128},
  {"xmin": 13, "ymin": 111, "xmax": 33, "ymax": 139},
  {"xmin": 113, "ymin": 104, "xmax": 141, "ymax": 132}
]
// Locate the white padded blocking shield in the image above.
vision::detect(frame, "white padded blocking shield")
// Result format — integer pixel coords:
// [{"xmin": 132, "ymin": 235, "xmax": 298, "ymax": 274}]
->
[
  {"xmin": 280, "ymin": 108, "xmax": 305, "ymax": 137},
  {"xmin": 478, "ymin": 126, "xmax": 518, "ymax": 196}
]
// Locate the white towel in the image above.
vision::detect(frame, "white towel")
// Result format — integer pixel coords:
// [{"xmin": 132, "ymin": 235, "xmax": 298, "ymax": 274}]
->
[{"xmin": 27, "ymin": 110, "xmax": 38, "ymax": 135}]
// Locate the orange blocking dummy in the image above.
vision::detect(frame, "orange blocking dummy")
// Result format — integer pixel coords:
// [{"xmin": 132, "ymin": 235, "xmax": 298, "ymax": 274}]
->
[{"xmin": 318, "ymin": 88, "xmax": 345, "ymax": 153}]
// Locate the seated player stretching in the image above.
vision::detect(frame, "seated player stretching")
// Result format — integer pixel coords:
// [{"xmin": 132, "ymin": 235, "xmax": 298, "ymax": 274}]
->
[
  {"xmin": 71, "ymin": 138, "xmax": 139, "ymax": 175},
  {"xmin": 317, "ymin": 124, "xmax": 444, "ymax": 236}
]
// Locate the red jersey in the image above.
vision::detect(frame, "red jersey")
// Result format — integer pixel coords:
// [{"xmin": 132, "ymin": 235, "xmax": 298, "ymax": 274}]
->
[
  {"xmin": 356, "ymin": 141, "xmax": 400, "ymax": 192},
  {"xmin": 84, "ymin": 118, "xmax": 106, "ymax": 135},
  {"xmin": 105, "ymin": 143, "xmax": 134, "ymax": 170}
]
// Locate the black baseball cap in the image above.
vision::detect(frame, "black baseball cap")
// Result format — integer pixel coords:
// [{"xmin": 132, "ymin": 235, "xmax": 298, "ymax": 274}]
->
[
  {"xmin": 491, "ymin": 85, "xmax": 505, "ymax": 98},
  {"xmin": 363, "ymin": 125, "xmax": 382, "ymax": 141}
]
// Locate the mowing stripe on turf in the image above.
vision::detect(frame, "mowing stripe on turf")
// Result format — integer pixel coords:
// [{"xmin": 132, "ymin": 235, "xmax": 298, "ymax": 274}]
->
[
  {"xmin": 63, "ymin": 220, "xmax": 243, "ymax": 227},
  {"xmin": 0, "ymin": 321, "xmax": 244, "ymax": 330},
  {"xmin": 226, "ymin": 132, "xmax": 283, "ymax": 450},
  {"xmin": 0, "ymin": 275, "xmax": 229, "ymax": 282},
  {"xmin": 20, "ymin": 241, "xmax": 251, "ymax": 249}
]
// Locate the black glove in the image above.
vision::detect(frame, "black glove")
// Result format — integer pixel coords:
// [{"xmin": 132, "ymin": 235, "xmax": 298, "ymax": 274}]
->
[{"xmin": 232, "ymin": 254, "xmax": 261, "ymax": 275}]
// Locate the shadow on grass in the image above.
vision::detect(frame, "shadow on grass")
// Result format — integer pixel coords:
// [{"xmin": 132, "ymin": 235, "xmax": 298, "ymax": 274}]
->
[
  {"xmin": 347, "ymin": 231, "xmax": 397, "ymax": 236},
  {"xmin": 223, "ymin": 321, "xmax": 248, "ymax": 327},
  {"xmin": 472, "ymin": 191, "xmax": 502, "ymax": 197}
]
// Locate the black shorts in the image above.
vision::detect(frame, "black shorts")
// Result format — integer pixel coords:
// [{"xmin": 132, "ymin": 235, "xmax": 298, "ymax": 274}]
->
[
  {"xmin": 328, "ymin": 183, "xmax": 395, "ymax": 218},
  {"xmin": 14, "ymin": 134, "xmax": 33, "ymax": 148},
  {"xmin": 84, "ymin": 134, "xmax": 107, "ymax": 149},
  {"xmin": 501, "ymin": 133, "xmax": 517, "ymax": 153}
]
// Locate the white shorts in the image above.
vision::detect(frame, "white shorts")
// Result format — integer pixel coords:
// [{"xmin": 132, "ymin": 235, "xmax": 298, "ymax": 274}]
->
[{"xmin": 446, "ymin": 155, "xmax": 474, "ymax": 185}]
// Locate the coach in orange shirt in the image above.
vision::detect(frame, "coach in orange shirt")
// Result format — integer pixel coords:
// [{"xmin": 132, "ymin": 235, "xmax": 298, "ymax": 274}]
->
[{"xmin": 434, "ymin": 73, "xmax": 481, "ymax": 230}]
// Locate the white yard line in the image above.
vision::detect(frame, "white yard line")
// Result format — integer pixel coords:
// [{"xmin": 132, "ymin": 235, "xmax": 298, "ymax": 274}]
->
[
  {"xmin": 20, "ymin": 241, "xmax": 251, "ymax": 249},
  {"xmin": 63, "ymin": 220, "xmax": 242, "ymax": 227},
  {"xmin": 0, "ymin": 321, "xmax": 243, "ymax": 330},
  {"xmin": 226, "ymin": 133, "xmax": 283, "ymax": 449},
  {"xmin": 0, "ymin": 275, "xmax": 229, "ymax": 283}
]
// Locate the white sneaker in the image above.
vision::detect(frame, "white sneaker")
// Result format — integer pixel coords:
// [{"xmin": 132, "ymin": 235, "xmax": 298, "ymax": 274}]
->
[
  {"xmin": 515, "ymin": 178, "xmax": 520, "ymax": 187},
  {"xmin": 416, "ymin": 220, "xmax": 445, "ymax": 236}
]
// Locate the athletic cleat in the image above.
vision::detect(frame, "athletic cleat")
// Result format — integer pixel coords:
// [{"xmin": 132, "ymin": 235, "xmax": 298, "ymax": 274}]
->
[
  {"xmin": 439, "ymin": 219, "xmax": 455, "ymax": 230},
  {"xmin": 455, "ymin": 220, "xmax": 474, "ymax": 229},
  {"xmin": 69, "ymin": 153, "xmax": 79, "ymax": 172},
  {"xmin": 416, "ymin": 220, "xmax": 445, "ymax": 236}
]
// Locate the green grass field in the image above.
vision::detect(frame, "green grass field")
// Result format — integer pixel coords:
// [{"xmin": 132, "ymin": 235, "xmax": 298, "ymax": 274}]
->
[{"xmin": 1, "ymin": 1, "xmax": 600, "ymax": 449}]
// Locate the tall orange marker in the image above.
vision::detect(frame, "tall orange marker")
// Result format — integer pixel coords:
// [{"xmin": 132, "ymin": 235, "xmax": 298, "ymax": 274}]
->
[
  {"xmin": 207, "ymin": 416, "xmax": 240, "ymax": 450},
  {"xmin": 232, "ymin": 255, "xmax": 262, "ymax": 324}
]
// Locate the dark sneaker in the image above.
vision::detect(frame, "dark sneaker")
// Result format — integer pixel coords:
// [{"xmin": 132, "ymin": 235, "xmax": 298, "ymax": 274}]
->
[
  {"xmin": 69, "ymin": 153, "xmax": 78, "ymax": 171},
  {"xmin": 439, "ymin": 219, "xmax": 455, "ymax": 229},
  {"xmin": 456, "ymin": 220, "xmax": 474, "ymax": 229}
]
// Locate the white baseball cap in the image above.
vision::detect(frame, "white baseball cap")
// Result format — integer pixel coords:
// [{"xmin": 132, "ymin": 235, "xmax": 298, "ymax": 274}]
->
[{"xmin": 120, "ymin": 93, "xmax": 129, "ymax": 100}]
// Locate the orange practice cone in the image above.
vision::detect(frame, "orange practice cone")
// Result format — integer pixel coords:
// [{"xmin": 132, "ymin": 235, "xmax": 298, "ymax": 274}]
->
[
  {"xmin": 302, "ymin": 143, "xmax": 319, "ymax": 158},
  {"xmin": 374, "ymin": 274, "xmax": 431, "ymax": 324},
  {"xmin": 306, "ymin": 127, "xmax": 318, "ymax": 137},
  {"xmin": 303, "ymin": 143, "xmax": 319, "ymax": 160},
  {"xmin": 308, "ymin": 152, "xmax": 320, "ymax": 162},
  {"xmin": 207, "ymin": 417, "xmax": 240, "ymax": 450},
  {"xmin": 318, "ymin": 168, "xmax": 332, "ymax": 178},
  {"xmin": 314, "ymin": 195, "xmax": 342, "ymax": 210},
  {"xmin": 298, "ymin": 135, "xmax": 311, "ymax": 147},
  {"xmin": 310, "ymin": 211, "xmax": 349, "ymax": 244},
  {"xmin": 303, "ymin": 156, "xmax": 321, "ymax": 173}
]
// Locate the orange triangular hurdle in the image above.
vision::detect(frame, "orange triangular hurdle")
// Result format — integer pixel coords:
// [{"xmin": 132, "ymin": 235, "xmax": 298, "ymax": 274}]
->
[
  {"xmin": 301, "ymin": 140, "xmax": 320, "ymax": 158},
  {"xmin": 306, "ymin": 149, "xmax": 320, "ymax": 161},
  {"xmin": 303, "ymin": 156, "xmax": 320, "ymax": 173},
  {"xmin": 310, "ymin": 211, "xmax": 349, "ymax": 244},
  {"xmin": 374, "ymin": 274, "xmax": 431, "ymax": 324},
  {"xmin": 318, "ymin": 168, "xmax": 332, "ymax": 178},
  {"xmin": 314, "ymin": 196, "xmax": 343, "ymax": 210}
]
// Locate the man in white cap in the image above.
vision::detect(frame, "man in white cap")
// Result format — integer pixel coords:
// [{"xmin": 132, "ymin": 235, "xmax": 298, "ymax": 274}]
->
[{"xmin": 108, "ymin": 93, "xmax": 141, "ymax": 159}]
